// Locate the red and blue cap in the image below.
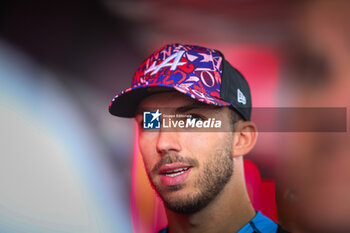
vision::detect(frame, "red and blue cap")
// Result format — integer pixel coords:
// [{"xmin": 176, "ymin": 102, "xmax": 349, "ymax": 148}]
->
[{"xmin": 109, "ymin": 43, "xmax": 252, "ymax": 120}]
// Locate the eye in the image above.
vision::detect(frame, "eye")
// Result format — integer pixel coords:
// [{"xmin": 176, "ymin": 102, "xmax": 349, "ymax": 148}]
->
[{"xmin": 187, "ymin": 114, "xmax": 204, "ymax": 122}]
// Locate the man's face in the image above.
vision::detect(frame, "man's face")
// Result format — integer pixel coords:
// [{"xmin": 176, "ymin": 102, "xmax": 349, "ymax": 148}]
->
[{"xmin": 135, "ymin": 92, "xmax": 235, "ymax": 214}]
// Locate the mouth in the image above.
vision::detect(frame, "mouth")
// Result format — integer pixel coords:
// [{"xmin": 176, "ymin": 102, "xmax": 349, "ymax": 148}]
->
[
  {"xmin": 158, "ymin": 163, "xmax": 192, "ymax": 186},
  {"xmin": 161, "ymin": 167, "xmax": 190, "ymax": 176}
]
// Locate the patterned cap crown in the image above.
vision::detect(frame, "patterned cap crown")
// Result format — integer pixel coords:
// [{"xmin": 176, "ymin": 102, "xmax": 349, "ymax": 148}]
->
[
  {"xmin": 130, "ymin": 43, "xmax": 228, "ymax": 105},
  {"xmin": 109, "ymin": 43, "xmax": 252, "ymax": 120}
]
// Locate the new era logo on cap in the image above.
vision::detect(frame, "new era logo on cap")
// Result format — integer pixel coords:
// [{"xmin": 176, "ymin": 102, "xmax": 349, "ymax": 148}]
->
[{"xmin": 237, "ymin": 89, "xmax": 247, "ymax": 105}]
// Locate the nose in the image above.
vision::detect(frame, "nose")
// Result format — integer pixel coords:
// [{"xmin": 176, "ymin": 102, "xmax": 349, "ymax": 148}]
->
[{"xmin": 156, "ymin": 131, "xmax": 181, "ymax": 155}]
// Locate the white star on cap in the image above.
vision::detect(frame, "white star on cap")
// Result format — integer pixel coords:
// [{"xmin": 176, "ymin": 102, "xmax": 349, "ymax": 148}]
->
[
  {"xmin": 187, "ymin": 54, "xmax": 198, "ymax": 62},
  {"xmin": 199, "ymin": 53, "xmax": 213, "ymax": 62},
  {"xmin": 151, "ymin": 109, "xmax": 162, "ymax": 122}
]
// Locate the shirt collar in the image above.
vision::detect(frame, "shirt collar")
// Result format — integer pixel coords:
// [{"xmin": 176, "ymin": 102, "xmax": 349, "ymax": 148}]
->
[
  {"xmin": 237, "ymin": 211, "xmax": 278, "ymax": 233},
  {"xmin": 160, "ymin": 211, "xmax": 277, "ymax": 233}
]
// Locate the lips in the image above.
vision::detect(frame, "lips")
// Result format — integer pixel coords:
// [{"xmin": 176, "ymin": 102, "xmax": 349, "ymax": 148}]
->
[
  {"xmin": 162, "ymin": 167, "xmax": 190, "ymax": 177},
  {"xmin": 158, "ymin": 163, "xmax": 192, "ymax": 186}
]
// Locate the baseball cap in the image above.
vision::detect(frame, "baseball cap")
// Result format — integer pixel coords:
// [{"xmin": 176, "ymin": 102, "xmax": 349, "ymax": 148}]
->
[{"xmin": 109, "ymin": 43, "xmax": 252, "ymax": 120}]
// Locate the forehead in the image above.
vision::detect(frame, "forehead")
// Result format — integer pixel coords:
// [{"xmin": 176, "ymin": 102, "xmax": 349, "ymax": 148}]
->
[
  {"xmin": 136, "ymin": 91, "xmax": 227, "ymax": 117},
  {"xmin": 138, "ymin": 91, "xmax": 197, "ymax": 109}
]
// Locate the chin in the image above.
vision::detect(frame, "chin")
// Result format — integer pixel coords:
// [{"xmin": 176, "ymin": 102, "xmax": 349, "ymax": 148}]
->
[
  {"xmin": 162, "ymin": 189, "xmax": 213, "ymax": 214},
  {"xmin": 159, "ymin": 185, "xmax": 190, "ymax": 202}
]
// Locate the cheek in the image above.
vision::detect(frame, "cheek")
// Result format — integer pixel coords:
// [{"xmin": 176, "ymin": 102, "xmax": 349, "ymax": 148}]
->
[
  {"xmin": 183, "ymin": 132, "xmax": 229, "ymax": 158},
  {"xmin": 138, "ymin": 132, "xmax": 158, "ymax": 170}
]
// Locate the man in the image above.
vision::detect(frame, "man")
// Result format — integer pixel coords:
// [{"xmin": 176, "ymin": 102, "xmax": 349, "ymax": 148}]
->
[{"xmin": 109, "ymin": 44, "xmax": 287, "ymax": 233}]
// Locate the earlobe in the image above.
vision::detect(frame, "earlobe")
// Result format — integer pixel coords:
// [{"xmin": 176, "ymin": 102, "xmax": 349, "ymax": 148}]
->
[{"xmin": 232, "ymin": 121, "xmax": 258, "ymax": 157}]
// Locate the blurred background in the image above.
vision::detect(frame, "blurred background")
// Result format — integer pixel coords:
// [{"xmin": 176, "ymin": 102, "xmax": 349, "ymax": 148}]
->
[{"xmin": 0, "ymin": 0, "xmax": 349, "ymax": 232}]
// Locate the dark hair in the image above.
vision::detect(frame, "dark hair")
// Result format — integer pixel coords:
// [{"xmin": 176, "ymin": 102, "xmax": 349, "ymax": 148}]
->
[{"xmin": 229, "ymin": 107, "xmax": 244, "ymax": 131}]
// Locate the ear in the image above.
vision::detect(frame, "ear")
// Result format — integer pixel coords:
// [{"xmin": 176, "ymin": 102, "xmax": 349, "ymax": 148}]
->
[{"xmin": 232, "ymin": 121, "xmax": 258, "ymax": 157}]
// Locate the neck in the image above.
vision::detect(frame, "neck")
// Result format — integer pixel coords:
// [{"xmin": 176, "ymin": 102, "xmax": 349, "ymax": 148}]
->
[{"xmin": 165, "ymin": 159, "xmax": 255, "ymax": 233}]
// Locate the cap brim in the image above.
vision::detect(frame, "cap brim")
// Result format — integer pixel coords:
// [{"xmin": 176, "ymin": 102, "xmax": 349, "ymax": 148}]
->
[{"xmin": 109, "ymin": 84, "xmax": 230, "ymax": 118}]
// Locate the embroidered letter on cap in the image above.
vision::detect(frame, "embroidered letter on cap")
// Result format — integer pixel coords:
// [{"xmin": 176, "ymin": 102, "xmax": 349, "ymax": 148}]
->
[{"xmin": 145, "ymin": 51, "xmax": 186, "ymax": 75}]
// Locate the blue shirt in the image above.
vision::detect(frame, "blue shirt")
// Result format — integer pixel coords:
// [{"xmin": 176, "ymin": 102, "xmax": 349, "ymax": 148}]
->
[{"xmin": 158, "ymin": 211, "xmax": 278, "ymax": 233}]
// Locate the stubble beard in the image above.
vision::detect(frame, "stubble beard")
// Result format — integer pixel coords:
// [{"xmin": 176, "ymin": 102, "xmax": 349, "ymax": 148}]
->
[{"xmin": 146, "ymin": 139, "xmax": 234, "ymax": 214}]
